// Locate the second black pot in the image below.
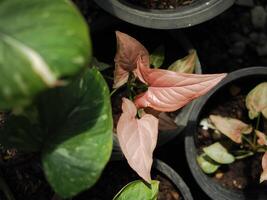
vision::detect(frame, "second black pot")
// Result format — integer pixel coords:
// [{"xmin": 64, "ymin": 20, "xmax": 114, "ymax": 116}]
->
[{"xmin": 185, "ymin": 67, "xmax": 267, "ymax": 200}]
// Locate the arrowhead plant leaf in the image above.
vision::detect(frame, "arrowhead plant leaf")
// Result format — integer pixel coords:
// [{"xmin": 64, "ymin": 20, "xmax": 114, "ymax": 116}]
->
[
  {"xmin": 209, "ymin": 115, "xmax": 252, "ymax": 144},
  {"xmin": 246, "ymin": 82, "xmax": 267, "ymax": 119},
  {"xmin": 113, "ymin": 31, "xmax": 149, "ymax": 88},
  {"xmin": 113, "ymin": 180, "xmax": 159, "ymax": 200},
  {"xmin": 150, "ymin": 45, "xmax": 165, "ymax": 68},
  {"xmin": 117, "ymin": 98, "xmax": 158, "ymax": 182},
  {"xmin": 0, "ymin": 0, "xmax": 91, "ymax": 109},
  {"xmin": 197, "ymin": 153, "xmax": 220, "ymax": 174},
  {"xmin": 203, "ymin": 142, "xmax": 235, "ymax": 164},
  {"xmin": 134, "ymin": 58, "xmax": 226, "ymax": 112},
  {"xmin": 168, "ymin": 49, "xmax": 198, "ymax": 73}
]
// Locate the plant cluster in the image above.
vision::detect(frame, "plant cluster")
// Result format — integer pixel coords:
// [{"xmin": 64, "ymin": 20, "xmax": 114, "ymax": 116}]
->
[
  {"xmin": 110, "ymin": 31, "xmax": 226, "ymax": 197},
  {"xmin": 197, "ymin": 82, "xmax": 267, "ymax": 183}
]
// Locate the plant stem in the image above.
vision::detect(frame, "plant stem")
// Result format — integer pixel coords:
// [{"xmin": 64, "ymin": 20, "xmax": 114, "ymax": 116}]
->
[
  {"xmin": 0, "ymin": 172, "xmax": 15, "ymax": 200},
  {"xmin": 253, "ymin": 114, "xmax": 261, "ymax": 146},
  {"xmin": 110, "ymin": 88, "xmax": 118, "ymax": 97},
  {"xmin": 242, "ymin": 135, "xmax": 255, "ymax": 150}
]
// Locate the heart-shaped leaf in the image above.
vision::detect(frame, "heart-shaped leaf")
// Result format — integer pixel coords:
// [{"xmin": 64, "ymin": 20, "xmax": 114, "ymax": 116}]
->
[
  {"xmin": 117, "ymin": 98, "xmax": 158, "ymax": 182},
  {"xmin": 0, "ymin": 0, "xmax": 91, "ymax": 109},
  {"xmin": 209, "ymin": 115, "xmax": 252, "ymax": 144},
  {"xmin": 246, "ymin": 82, "xmax": 267, "ymax": 119},
  {"xmin": 113, "ymin": 180, "xmax": 159, "ymax": 200},
  {"xmin": 197, "ymin": 153, "xmax": 220, "ymax": 174},
  {"xmin": 203, "ymin": 142, "xmax": 235, "ymax": 164},
  {"xmin": 113, "ymin": 31, "xmax": 149, "ymax": 88},
  {"xmin": 260, "ymin": 152, "xmax": 267, "ymax": 183},
  {"xmin": 150, "ymin": 45, "xmax": 165, "ymax": 68},
  {"xmin": 134, "ymin": 58, "xmax": 226, "ymax": 112},
  {"xmin": 168, "ymin": 49, "xmax": 198, "ymax": 73},
  {"xmin": 40, "ymin": 69, "xmax": 113, "ymax": 198}
]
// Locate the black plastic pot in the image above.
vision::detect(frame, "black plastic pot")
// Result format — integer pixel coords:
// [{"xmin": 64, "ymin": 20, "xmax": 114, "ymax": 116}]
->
[
  {"xmin": 154, "ymin": 159, "xmax": 194, "ymax": 200},
  {"xmin": 94, "ymin": 0, "xmax": 235, "ymax": 29},
  {"xmin": 185, "ymin": 67, "xmax": 267, "ymax": 200}
]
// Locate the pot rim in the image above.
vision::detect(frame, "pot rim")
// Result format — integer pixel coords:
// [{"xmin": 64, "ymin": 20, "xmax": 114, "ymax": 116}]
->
[
  {"xmin": 94, "ymin": 0, "xmax": 235, "ymax": 29},
  {"xmin": 185, "ymin": 66, "xmax": 267, "ymax": 200},
  {"xmin": 154, "ymin": 159, "xmax": 194, "ymax": 200}
]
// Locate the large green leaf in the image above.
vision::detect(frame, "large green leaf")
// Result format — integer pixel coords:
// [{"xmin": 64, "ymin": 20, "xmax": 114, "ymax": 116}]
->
[
  {"xmin": 0, "ymin": 0, "xmax": 91, "ymax": 109},
  {"xmin": 113, "ymin": 180, "xmax": 159, "ymax": 200},
  {"xmin": 40, "ymin": 68, "xmax": 113, "ymax": 198}
]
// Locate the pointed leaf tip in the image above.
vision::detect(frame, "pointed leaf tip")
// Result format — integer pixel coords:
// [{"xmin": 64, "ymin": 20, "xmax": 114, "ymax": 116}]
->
[
  {"xmin": 135, "ymin": 61, "xmax": 226, "ymax": 112},
  {"xmin": 113, "ymin": 31, "xmax": 149, "ymax": 88},
  {"xmin": 117, "ymin": 98, "xmax": 159, "ymax": 182}
]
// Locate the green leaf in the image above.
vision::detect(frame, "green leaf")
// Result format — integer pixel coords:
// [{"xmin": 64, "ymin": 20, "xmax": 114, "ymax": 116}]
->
[
  {"xmin": 0, "ymin": 0, "xmax": 91, "ymax": 109},
  {"xmin": 197, "ymin": 153, "xmax": 220, "ymax": 174},
  {"xmin": 40, "ymin": 68, "xmax": 113, "ymax": 198},
  {"xmin": 149, "ymin": 45, "xmax": 165, "ymax": 68},
  {"xmin": 91, "ymin": 57, "xmax": 111, "ymax": 71},
  {"xmin": 203, "ymin": 142, "xmax": 235, "ymax": 164},
  {"xmin": 246, "ymin": 82, "xmax": 267, "ymax": 119},
  {"xmin": 113, "ymin": 180, "xmax": 159, "ymax": 200},
  {"xmin": 168, "ymin": 49, "xmax": 198, "ymax": 73}
]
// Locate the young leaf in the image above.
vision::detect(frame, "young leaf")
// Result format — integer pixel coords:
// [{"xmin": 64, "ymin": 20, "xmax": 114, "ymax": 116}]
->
[
  {"xmin": 0, "ymin": 0, "xmax": 91, "ymax": 109},
  {"xmin": 209, "ymin": 115, "xmax": 252, "ymax": 144},
  {"xmin": 90, "ymin": 57, "xmax": 111, "ymax": 71},
  {"xmin": 117, "ymin": 98, "xmax": 159, "ymax": 182},
  {"xmin": 134, "ymin": 58, "xmax": 226, "ymax": 112},
  {"xmin": 260, "ymin": 152, "xmax": 267, "ymax": 183},
  {"xmin": 113, "ymin": 31, "xmax": 149, "ymax": 88},
  {"xmin": 168, "ymin": 49, "xmax": 198, "ymax": 73},
  {"xmin": 256, "ymin": 130, "xmax": 267, "ymax": 146},
  {"xmin": 203, "ymin": 142, "xmax": 235, "ymax": 164},
  {"xmin": 150, "ymin": 45, "xmax": 165, "ymax": 68},
  {"xmin": 246, "ymin": 82, "xmax": 267, "ymax": 119},
  {"xmin": 197, "ymin": 153, "xmax": 220, "ymax": 174},
  {"xmin": 40, "ymin": 69, "xmax": 113, "ymax": 198},
  {"xmin": 113, "ymin": 180, "xmax": 159, "ymax": 200}
]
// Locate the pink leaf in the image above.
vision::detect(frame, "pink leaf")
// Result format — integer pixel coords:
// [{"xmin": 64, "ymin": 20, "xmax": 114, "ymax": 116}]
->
[
  {"xmin": 260, "ymin": 152, "xmax": 267, "ymax": 183},
  {"xmin": 113, "ymin": 31, "xmax": 149, "ymax": 88},
  {"xmin": 134, "ymin": 59, "xmax": 227, "ymax": 112},
  {"xmin": 256, "ymin": 130, "xmax": 267, "ymax": 146},
  {"xmin": 117, "ymin": 98, "xmax": 159, "ymax": 182},
  {"xmin": 209, "ymin": 115, "xmax": 252, "ymax": 144}
]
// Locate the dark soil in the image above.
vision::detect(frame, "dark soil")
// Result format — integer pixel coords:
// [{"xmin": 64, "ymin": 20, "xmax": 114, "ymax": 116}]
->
[
  {"xmin": 197, "ymin": 83, "xmax": 267, "ymax": 190},
  {"xmin": 74, "ymin": 161, "xmax": 181, "ymax": 200},
  {"xmin": 125, "ymin": 0, "xmax": 196, "ymax": 9}
]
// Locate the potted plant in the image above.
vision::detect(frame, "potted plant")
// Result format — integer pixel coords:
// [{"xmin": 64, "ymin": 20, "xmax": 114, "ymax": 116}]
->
[
  {"xmin": 185, "ymin": 67, "xmax": 267, "ymax": 200},
  {"xmin": 93, "ymin": 0, "xmax": 235, "ymax": 29},
  {"xmin": 105, "ymin": 31, "xmax": 226, "ymax": 198}
]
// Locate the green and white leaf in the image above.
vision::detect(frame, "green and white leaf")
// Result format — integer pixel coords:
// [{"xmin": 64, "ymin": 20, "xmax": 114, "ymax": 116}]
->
[
  {"xmin": 113, "ymin": 180, "xmax": 159, "ymax": 200},
  {"xmin": 246, "ymin": 82, "xmax": 267, "ymax": 119},
  {"xmin": 168, "ymin": 49, "xmax": 198, "ymax": 73},
  {"xmin": 91, "ymin": 57, "xmax": 111, "ymax": 71},
  {"xmin": 40, "ymin": 68, "xmax": 113, "ymax": 198},
  {"xmin": 203, "ymin": 142, "xmax": 235, "ymax": 164},
  {"xmin": 197, "ymin": 153, "xmax": 220, "ymax": 174},
  {"xmin": 150, "ymin": 45, "xmax": 165, "ymax": 68},
  {"xmin": 0, "ymin": 0, "xmax": 91, "ymax": 109}
]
